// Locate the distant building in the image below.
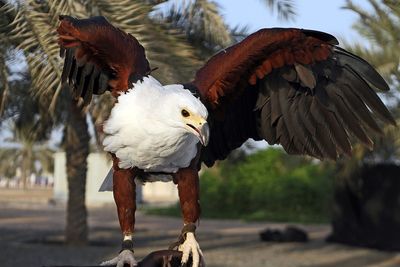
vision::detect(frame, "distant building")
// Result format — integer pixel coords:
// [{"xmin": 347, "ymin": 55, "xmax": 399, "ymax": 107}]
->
[{"xmin": 53, "ymin": 152, "xmax": 178, "ymax": 206}]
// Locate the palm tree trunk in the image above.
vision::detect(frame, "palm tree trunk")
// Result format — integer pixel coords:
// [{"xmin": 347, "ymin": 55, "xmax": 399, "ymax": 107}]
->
[
  {"xmin": 65, "ymin": 99, "xmax": 90, "ymax": 245},
  {"xmin": 21, "ymin": 147, "xmax": 32, "ymax": 190}
]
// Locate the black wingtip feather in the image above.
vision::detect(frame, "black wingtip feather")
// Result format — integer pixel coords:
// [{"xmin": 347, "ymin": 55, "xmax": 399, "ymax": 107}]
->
[
  {"xmin": 334, "ymin": 47, "xmax": 390, "ymax": 92},
  {"xmin": 343, "ymin": 66, "xmax": 396, "ymax": 126},
  {"xmin": 336, "ymin": 83, "xmax": 383, "ymax": 135},
  {"xmin": 326, "ymin": 85, "xmax": 374, "ymax": 150},
  {"xmin": 59, "ymin": 47, "xmax": 65, "ymax": 58},
  {"xmin": 320, "ymin": 105, "xmax": 353, "ymax": 157},
  {"xmin": 292, "ymin": 96, "xmax": 324, "ymax": 159},
  {"xmin": 61, "ymin": 49, "xmax": 74, "ymax": 83},
  {"xmin": 97, "ymin": 73, "xmax": 109, "ymax": 94},
  {"xmin": 310, "ymin": 99, "xmax": 338, "ymax": 160},
  {"xmin": 277, "ymin": 83, "xmax": 303, "ymax": 153}
]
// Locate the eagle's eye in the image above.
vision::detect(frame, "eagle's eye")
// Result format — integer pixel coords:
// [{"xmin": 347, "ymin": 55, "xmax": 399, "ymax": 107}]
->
[{"xmin": 181, "ymin": 109, "xmax": 190, "ymax": 117}]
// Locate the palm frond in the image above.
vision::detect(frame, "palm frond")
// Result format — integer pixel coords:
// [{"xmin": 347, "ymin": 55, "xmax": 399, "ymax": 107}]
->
[
  {"xmin": 230, "ymin": 24, "xmax": 250, "ymax": 43},
  {"xmin": 8, "ymin": 1, "xmax": 63, "ymax": 111},
  {"xmin": 154, "ymin": 0, "xmax": 233, "ymax": 55},
  {"xmin": 0, "ymin": 3, "xmax": 16, "ymax": 116},
  {"xmin": 262, "ymin": 0, "xmax": 296, "ymax": 21}
]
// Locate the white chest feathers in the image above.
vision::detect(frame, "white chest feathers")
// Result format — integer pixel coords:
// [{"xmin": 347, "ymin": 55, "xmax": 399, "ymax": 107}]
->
[{"xmin": 102, "ymin": 76, "xmax": 207, "ymax": 173}]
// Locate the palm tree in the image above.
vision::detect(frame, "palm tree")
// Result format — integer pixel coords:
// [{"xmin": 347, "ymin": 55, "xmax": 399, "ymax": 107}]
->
[
  {"xmin": 0, "ymin": 73, "xmax": 54, "ymax": 189},
  {"xmin": 0, "ymin": 130, "xmax": 54, "ymax": 188}
]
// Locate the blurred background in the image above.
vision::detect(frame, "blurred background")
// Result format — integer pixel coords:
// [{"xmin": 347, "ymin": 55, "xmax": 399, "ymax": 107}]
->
[{"xmin": 1, "ymin": 0, "xmax": 400, "ymax": 266}]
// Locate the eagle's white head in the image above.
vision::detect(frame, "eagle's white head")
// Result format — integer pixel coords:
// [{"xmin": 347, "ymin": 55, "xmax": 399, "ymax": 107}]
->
[
  {"xmin": 103, "ymin": 76, "xmax": 209, "ymax": 171},
  {"xmin": 160, "ymin": 82, "xmax": 209, "ymax": 146}
]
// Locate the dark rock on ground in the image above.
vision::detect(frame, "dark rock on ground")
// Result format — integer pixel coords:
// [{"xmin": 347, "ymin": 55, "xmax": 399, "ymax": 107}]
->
[{"xmin": 260, "ymin": 226, "xmax": 308, "ymax": 242}]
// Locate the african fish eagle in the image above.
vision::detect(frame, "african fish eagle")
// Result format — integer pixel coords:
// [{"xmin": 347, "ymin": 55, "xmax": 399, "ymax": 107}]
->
[{"xmin": 57, "ymin": 15, "xmax": 396, "ymax": 267}]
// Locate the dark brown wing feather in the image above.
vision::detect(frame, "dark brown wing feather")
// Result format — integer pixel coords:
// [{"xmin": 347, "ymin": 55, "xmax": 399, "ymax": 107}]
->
[
  {"xmin": 194, "ymin": 28, "xmax": 396, "ymax": 167},
  {"xmin": 57, "ymin": 15, "xmax": 150, "ymax": 103}
]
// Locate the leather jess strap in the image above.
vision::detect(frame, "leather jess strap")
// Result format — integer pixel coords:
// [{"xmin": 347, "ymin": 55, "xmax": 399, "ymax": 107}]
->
[
  {"xmin": 168, "ymin": 223, "xmax": 197, "ymax": 250},
  {"xmin": 120, "ymin": 239, "xmax": 135, "ymax": 253},
  {"xmin": 181, "ymin": 223, "xmax": 197, "ymax": 236}
]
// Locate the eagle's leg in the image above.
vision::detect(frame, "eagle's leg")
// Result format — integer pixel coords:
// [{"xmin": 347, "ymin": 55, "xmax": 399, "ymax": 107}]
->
[
  {"xmin": 173, "ymin": 167, "xmax": 205, "ymax": 267},
  {"xmin": 101, "ymin": 157, "xmax": 137, "ymax": 267}
]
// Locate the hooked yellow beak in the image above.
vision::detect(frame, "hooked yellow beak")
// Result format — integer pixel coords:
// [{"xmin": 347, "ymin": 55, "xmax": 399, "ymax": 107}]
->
[{"xmin": 185, "ymin": 116, "xmax": 209, "ymax": 146}]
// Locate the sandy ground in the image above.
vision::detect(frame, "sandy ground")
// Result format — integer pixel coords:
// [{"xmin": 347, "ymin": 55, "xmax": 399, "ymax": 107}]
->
[{"xmin": 1, "ymin": 188, "xmax": 400, "ymax": 267}]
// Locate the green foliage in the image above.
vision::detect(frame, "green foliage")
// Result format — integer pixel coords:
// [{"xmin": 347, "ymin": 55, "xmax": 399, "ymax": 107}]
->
[
  {"xmin": 146, "ymin": 148, "xmax": 335, "ymax": 223},
  {"xmin": 199, "ymin": 148, "xmax": 334, "ymax": 222}
]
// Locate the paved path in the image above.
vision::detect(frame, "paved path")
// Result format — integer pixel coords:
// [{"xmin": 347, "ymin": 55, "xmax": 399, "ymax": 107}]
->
[{"xmin": 0, "ymin": 188, "xmax": 400, "ymax": 267}]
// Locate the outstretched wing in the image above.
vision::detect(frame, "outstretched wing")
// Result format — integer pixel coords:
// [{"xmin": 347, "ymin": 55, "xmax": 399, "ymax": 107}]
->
[
  {"xmin": 57, "ymin": 15, "xmax": 150, "ymax": 104},
  {"xmin": 193, "ymin": 28, "xmax": 396, "ymax": 166}
]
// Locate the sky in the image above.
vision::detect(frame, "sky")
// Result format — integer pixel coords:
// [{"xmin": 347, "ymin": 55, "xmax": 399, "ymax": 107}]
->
[{"xmin": 215, "ymin": 0, "xmax": 370, "ymax": 44}]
